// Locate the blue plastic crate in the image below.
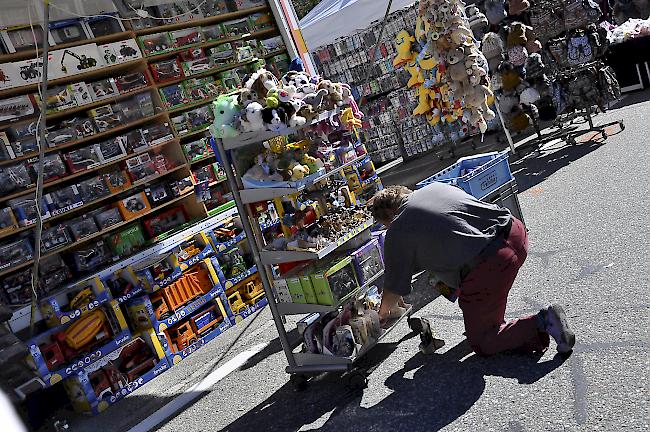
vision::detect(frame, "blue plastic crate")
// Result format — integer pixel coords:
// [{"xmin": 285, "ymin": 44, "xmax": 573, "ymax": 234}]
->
[{"xmin": 416, "ymin": 151, "xmax": 513, "ymax": 199}]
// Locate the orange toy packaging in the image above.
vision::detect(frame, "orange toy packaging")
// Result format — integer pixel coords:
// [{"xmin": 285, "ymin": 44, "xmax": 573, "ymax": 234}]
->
[{"xmin": 117, "ymin": 192, "xmax": 151, "ymax": 221}]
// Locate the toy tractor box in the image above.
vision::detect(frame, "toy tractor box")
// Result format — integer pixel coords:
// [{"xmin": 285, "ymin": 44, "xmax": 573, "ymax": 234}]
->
[
  {"xmin": 220, "ymin": 273, "xmax": 267, "ymax": 322},
  {"xmin": 101, "ymin": 269, "xmax": 144, "ymax": 305},
  {"xmin": 309, "ymin": 256, "xmax": 360, "ymax": 306},
  {"xmin": 25, "ymin": 300, "xmax": 131, "ymax": 386},
  {"xmin": 210, "ymin": 253, "xmax": 257, "ymax": 291},
  {"xmin": 169, "ymin": 231, "xmax": 215, "ymax": 271},
  {"xmin": 206, "ymin": 218, "xmax": 245, "ymax": 254},
  {"xmin": 349, "ymin": 238, "xmax": 384, "ymax": 286},
  {"xmin": 125, "ymin": 265, "xmax": 223, "ymax": 334},
  {"xmin": 161, "ymin": 298, "xmax": 230, "ymax": 363},
  {"xmin": 63, "ymin": 330, "xmax": 168, "ymax": 415},
  {"xmin": 40, "ymin": 277, "xmax": 111, "ymax": 328}
]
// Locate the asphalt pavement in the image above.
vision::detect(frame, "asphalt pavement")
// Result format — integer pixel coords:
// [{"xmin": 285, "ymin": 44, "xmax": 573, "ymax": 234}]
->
[{"xmin": 69, "ymin": 91, "xmax": 650, "ymax": 432}]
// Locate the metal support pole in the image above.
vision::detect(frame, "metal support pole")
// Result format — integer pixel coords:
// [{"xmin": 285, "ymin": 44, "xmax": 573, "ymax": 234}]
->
[
  {"xmin": 30, "ymin": 0, "xmax": 50, "ymax": 335},
  {"xmin": 494, "ymin": 100, "xmax": 516, "ymax": 154},
  {"xmin": 213, "ymin": 138, "xmax": 298, "ymax": 369}
]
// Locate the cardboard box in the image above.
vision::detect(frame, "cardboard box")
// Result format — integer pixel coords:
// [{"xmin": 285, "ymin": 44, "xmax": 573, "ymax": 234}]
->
[
  {"xmin": 116, "ymin": 192, "xmax": 151, "ymax": 221},
  {"xmin": 310, "ymin": 256, "xmax": 360, "ymax": 306},
  {"xmin": 39, "ymin": 277, "xmax": 111, "ymax": 328}
]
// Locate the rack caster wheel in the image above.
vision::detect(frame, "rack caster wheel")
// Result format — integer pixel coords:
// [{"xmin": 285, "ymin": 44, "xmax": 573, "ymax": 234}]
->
[
  {"xmin": 408, "ymin": 317, "xmax": 445, "ymax": 355},
  {"xmin": 290, "ymin": 374, "xmax": 309, "ymax": 391},
  {"xmin": 601, "ymin": 131, "xmax": 607, "ymax": 140},
  {"xmin": 344, "ymin": 371, "xmax": 368, "ymax": 391},
  {"xmin": 619, "ymin": 122, "xmax": 625, "ymax": 131}
]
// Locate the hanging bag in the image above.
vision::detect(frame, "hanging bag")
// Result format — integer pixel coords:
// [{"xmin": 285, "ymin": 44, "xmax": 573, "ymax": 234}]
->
[{"xmin": 567, "ymin": 35, "xmax": 593, "ymax": 65}]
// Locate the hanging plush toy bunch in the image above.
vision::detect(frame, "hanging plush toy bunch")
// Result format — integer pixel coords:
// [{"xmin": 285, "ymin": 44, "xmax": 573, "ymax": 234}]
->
[
  {"xmin": 394, "ymin": 0, "xmax": 496, "ymax": 136},
  {"xmin": 210, "ymin": 68, "xmax": 362, "ymax": 139}
]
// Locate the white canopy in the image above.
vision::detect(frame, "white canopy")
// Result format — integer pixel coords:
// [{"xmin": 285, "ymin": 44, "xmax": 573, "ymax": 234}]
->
[{"xmin": 299, "ymin": 0, "xmax": 416, "ymax": 51}]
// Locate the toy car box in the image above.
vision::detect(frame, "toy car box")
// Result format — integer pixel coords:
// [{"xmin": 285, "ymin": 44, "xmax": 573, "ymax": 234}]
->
[
  {"xmin": 141, "ymin": 123, "xmax": 174, "ymax": 146},
  {"xmin": 64, "ymin": 146, "xmax": 102, "ymax": 173},
  {"xmin": 107, "ymin": 224, "xmax": 146, "ymax": 258},
  {"xmin": 44, "ymin": 185, "xmax": 84, "ymax": 217},
  {"xmin": 71, "ymin": 240, "xmax": 113, "ymax": 273},
  {"xmin": 105, "ymin": 170, "xmax": 132, "ymax": 193},
  {"xmin": 24, "ymin": 300, "xmax": 130, "ymax": 386},
  {"xmin": 309, "ymin": 256, "xmax": 360, "ymax": 306},
  {"xmin": 143, "ymin": 206, "xmax": 188, "ymax": 239},
  {"xmin": 91, "ymin": 206, "xmax": 123, "ymax": 230},
  {"xmin": 8, "ymin": 196, "xmax": 51, "ymax": 226},
  {"xmin": 0, "ymin": 163, "xmax": 33, "ymax": 194},
  {"xmin": 138, "ymin": 32, "xmax": 172, "ymax": 56},
  {"xmin": 38, "ymin": 254, "xmax": 73, "ymax": 296},
  {"xmin": 101, "ymin": 268, "xmax": 144, "ymax": 304},
  {"xmin": 0, "ymin": 237, "xmax": 34, "ymax": 271},
  {"xmin": 67, "ymin": 214, "xmax": 100, "ymax": 241},
  {"xmin": 40, "ymin": 277, "xmax": 111, "ymax": 328},
  {"xmin": 40, "ymin": 223, "xmax": 74, "ymax": 253},
  {"xmin": 349, "ymin": 239, "xmax": 384, "ymax": 286},
  {"xmin": 0, "ymin": 207, "xmax": 18, "ymax": 234},
  {"xmin": 63, "ymin": 332, "xmax": 169, "ymax": 415},
  {"xmin": 77, "ymin": 176, "xmax": 111, "ymax": 203}
]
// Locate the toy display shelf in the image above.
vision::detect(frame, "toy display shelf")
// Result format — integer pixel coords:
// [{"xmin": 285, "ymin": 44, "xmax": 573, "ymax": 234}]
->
[
  {"xmin": 159, "ymin": 53, "xmax": 270, "ymax": 89},
  {"xmin": 227, "ymin": 296, "xmax": 268, "ymax": 325},
  {"xmin": 0, "ymin": 189, "xmax": 193, "ymax": 279},
  {"xmin": 213, "ymin": 263, "xmax": 258, "ymax": 291},
  {"xmin": 134, "ymin": 5, "xmax": 270, "ymax": 36},
  {"xmin": 239, "ymin": 152, "xmax": 367, "ymax": 204},
  {"xmin": 167, "ymin": 92, "xmax": 224, "ymax": 115},
  {"xmin": 288, "ymin": 305, "xmax": 412, "ymax": 373},
  {"xmin": 72, "ymin": 356, "xmax": 171, "ymax": 416},
  {"xmin": 206, "ymin": 199, "xmax": 237, "ymax": 217},
  {"xmin": 222, "ymin": 107, "xmax": 343, "ymax": 150},
  {"xmin": 0, "ymin": 85, "xmax": 154, "ymax": 139},
  {"xmin": 0, "ymin": 58, "xmax": 144, "ymax": 100},
  {"xmin": 136, "ymin": 242, "xmax": 217, "ymax": 293},
  {"xmin": 259, "ymin": 219, "xmax": 373, "ymax": 265},
  {"xmin": 0, "ymin": 137, "xmax": 177, "ymax": 203},
  {"xmin": 0, "ymin": 112, "xmax": 168, "ymax": 188},
  {"xmin": 145, "ymin": 28, "xmax": 277, "ymax": 62},
  {"xmin": 0, "ymin": 31, "xmax": 135, "ymax": 64},
  {"xmin": 28, "ymin": 327, "xmax": 132, "ymax": 387},
  {"xmin": 212, "ymin": 231, "xmax": 247, "ymax": 255},
  {"xmin": 152, "ymin": 284, "xmax": 225, "ymax": 333},
  {"xmin": 276, "ymin": 269, "xmax": 384, "ymax": 316},
  {"xmin": 165, "ymin": 318, "xmax": 231, "ymax": 366},
  {"xmin": 9, "ymin": 208, "xmax": 239, "ymax": 334}
]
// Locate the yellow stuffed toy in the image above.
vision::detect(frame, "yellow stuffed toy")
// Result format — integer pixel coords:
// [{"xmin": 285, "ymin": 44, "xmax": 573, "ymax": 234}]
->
[
  {"xmin": 405, "ymin": 59, "xmax": 425, "ymax": 88},
  {"xmin": 413, "ymin": 87, "xmax": 432, "ymax": 116},
  {"xmin": 340, "ymin": 107, "xmax": 362, "ymax": 129},
  {"xmin": 393, "ymin": 30, "xmax": 416, "ymax": 67}
]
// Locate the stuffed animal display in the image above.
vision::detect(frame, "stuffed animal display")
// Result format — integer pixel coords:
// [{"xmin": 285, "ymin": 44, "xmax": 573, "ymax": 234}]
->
[
  {"xmin": 394, "ymin": 0, "xmax": 497, "ymax": 136},
  {"xmin": 210, "ymin": 68, "xmax": 362, "ymax": 138}
]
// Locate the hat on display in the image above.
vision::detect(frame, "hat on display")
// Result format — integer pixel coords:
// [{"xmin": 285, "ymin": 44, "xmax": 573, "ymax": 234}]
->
[
  {"xmin": 520, "ymin": 87, "xmax": 541, "ymax": 105},
  {"xmin": 507, "ymin": 45, "xmax": 528, "ymax": 66},
  {"xmin": 508, "ymin": 0, "xmax": 531, "ymax": 15},
  {"xmin": 481, "ymin": 33, "xmax": 504, "ymax": 59},
  {"xmin": 485, "ymin": 0, "xmax": 507, "ymax": 25},
  {"xmin": 467, "ymin": 5, "xmax": 489, "ymax": 34},
  {"xmin": 525, "ymin": 53, "xmax": 545, "ymax": 78}
]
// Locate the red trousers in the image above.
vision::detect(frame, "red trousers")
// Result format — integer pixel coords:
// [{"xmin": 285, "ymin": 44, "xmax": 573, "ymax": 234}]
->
[{"xmin": 459, "ymin": 218, "xmax": 549, "ymax": 356}]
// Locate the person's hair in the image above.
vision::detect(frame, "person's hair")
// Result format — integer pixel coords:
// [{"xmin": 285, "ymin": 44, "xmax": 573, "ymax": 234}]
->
[{"xmin": 368, "ymin": 185, "xmax": 412, "ymax": 222}]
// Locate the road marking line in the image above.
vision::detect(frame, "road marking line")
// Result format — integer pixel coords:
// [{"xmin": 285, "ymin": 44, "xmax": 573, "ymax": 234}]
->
[{"xmin": 128, "ymin": 343, "xmax": 268, "ymax": 432}]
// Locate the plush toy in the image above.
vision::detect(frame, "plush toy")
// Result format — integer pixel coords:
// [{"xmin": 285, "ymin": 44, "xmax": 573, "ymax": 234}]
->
[
  {"xmin": 481, "ymin": 32, "xmax": 504, "ymax": 72},
  {"xmin": 289, "ymin": 162, "xmax": 310, "ymax": 181},
  {"xmin": 210, "ymin": 95, "xmax": 240, "ymax": 138},
  {"xmin": 298, "ymin": 104, "xmax": 319, "ymax": 123},
  {"xmin": 506, "ymin": 22, "xmax": 528, "ymax": 47},
  {"xmin": 302, "ymin": 88, "xmax": 328, "ymax": 111},
  {"xmin": 301, "ymin": 154, "xmax": 324, "ymax": 174},
  {"xmin": 484, "ymin": 0, "xmax": 507, "ymax": 25},
  {"xmin": 447, "ymin": 48, "xmax": 469, "ymax": 92},
  {"xmin": 238, "ymin": 88, "xmax": 259, "ymax": 107},
  {"xmin": 340, "ymin": 107, "xmax": 362, "ymax": 129},
  {"xmin": 262, "ymin": 106, "xmax": 288, "ymax": 132},
  {"xmin": 239, "ymin": 102, "xmax": 264, "ymax": 132},
  {"xmin": 244, "ymin": 68, "xmax": 279, "ymax": 103},
  {"xmin": 394, "ymin": 30, "xmax": 416, "ymax": 67},
  {"xmin": 413, "ymin": 87, "xmax": 432, "ymax": 116},
  {"xmin": 318, "ymin": 80, "xmax": 343, "ymax": 110},
  {"xmin": 508, "ymin": 0, "xmax": 530, "ymax": 15},
  {"xmin": 279, "ymin": 101, "xmax": 307, "ymax": 129},
  {"xmin": 405, "ymin": 58, "xmax": 426, "ymax": 88}
]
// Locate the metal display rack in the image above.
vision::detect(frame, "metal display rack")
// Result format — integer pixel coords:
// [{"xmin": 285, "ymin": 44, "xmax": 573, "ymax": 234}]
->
[{"xmin": 212, "ymin": 117, "xmax": 410, "ymax": 377}]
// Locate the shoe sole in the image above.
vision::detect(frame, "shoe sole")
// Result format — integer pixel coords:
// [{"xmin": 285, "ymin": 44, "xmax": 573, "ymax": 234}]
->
[{"xmin": 548, "ymin": 304, "xmax": 575, "ymax": 353}]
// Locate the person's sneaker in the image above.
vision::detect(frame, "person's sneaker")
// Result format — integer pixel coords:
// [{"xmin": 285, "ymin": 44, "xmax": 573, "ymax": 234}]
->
[{"xmin": 541, "ymin": 304, "xmax": 575, "ymax": 354}]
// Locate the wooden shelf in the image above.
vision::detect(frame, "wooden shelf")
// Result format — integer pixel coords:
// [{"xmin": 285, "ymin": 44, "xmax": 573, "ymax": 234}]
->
[
  {"xmin": 134, "ymin": 5, "xmax": 270, "ymax": 36},
  {"xmin": 0, "ymin": 191, "xmax": 194, "ymax": 279},
  {"xmin": 45, "ymin": 164, "xmax": 188, "ymax": 224},
  {"xmin": 178, "ymin": 126, "xmax": 211, "ymax": 140},
  {"xmin": 0, "ymin": 31, "xmax": 135, "ymax": 64},
  {"xmin": 0, "ymin": 86, "xmax": 154, "ymax": 135},
  {"xmin": 189, "ymin": 153, "xmax": 216, "ymax": 165},
  {"xmin": 145, "ymin": 28, "xmax": 277, "ymax": 62},
  {"xmin": 0, "ymin": 58, "xmax": 146, "ymax": 99},
  {"xmin": 0, "ymin": 224, "xmax": 33, "ymax": 241},
  {"xmin": 0, "ymin": 112, "xmax": 167, "ymax": 172},
  {"xmin": 167, "ymin": 95, "xmax": 220, "ymax": 114}
]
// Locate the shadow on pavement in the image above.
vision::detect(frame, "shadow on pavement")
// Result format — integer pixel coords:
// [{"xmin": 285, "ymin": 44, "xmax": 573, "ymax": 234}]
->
[
  {"xmin": 511, "ymin": 139, "xmax": 605, "ymax": 194},
  {"xmin": 219, "ymin": 340, "xmax": 567, "ymax": 432}
]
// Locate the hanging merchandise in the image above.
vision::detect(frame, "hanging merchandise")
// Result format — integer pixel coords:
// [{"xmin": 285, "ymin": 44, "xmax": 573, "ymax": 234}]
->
[{"xmin": 395, "ymin": 0, "xmax": 497, "ymax": 138}]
